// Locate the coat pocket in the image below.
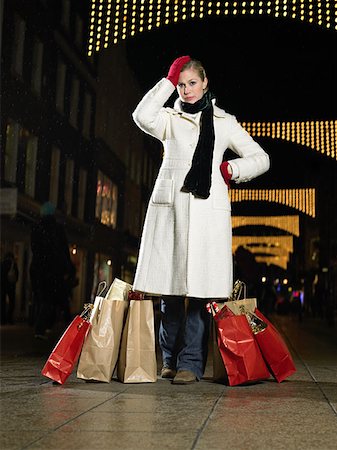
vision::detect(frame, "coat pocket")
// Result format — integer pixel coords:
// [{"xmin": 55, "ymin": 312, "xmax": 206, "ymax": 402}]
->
[
  {"xmin": 212, "ymin": 184, "xmax": 231, "ymax": 211},
  {"xmin": 151, "ymin": 179, "xmax": 174, "ymax": 206}
]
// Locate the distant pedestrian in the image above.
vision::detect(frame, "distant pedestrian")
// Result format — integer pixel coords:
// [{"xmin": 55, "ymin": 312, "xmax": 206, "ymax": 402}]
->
[
  {"xmin": 1, "ymin": 252, "xmax": 19, "ymax": 325},
  {"xmin": 30, "ymin": 202, "xmax": 74, "ymax": 339}
]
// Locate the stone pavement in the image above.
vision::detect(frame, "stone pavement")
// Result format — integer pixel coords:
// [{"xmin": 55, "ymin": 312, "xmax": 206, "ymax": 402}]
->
[{"xmin": 0, "ymin": 314, "xmax": 336, "ymax": 450}]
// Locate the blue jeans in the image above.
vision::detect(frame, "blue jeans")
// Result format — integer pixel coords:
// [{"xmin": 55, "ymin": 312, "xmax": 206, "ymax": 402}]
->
[{"xmin": 159, "ymin": 296, "xmax": 210, "ymax": 380}]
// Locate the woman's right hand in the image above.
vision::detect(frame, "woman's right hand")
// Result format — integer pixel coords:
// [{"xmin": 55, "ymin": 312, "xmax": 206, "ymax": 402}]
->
[{"xmin": 166, "ymin": 55, "xmax": 191, "ymax": 87}]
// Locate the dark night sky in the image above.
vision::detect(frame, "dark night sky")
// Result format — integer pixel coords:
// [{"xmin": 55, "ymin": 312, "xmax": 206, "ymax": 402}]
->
[
  {"xmin": 125, "ymin": 15, "xmax": 337, "ymax": 210},
  {"xmin": 126, "ymin": 16, "xmax": 336, "ymax": 121}
]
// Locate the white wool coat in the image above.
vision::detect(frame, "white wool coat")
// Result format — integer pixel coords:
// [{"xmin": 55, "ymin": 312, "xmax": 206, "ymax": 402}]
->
[{"xmin": 132, "ymin": 78, "xmax": 270, "ymax": 298}]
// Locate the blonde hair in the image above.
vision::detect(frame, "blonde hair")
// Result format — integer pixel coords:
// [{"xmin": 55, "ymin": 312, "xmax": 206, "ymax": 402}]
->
[{"xmin": 181, "ymin": 59, "xmax": 207, "ymax": 81}]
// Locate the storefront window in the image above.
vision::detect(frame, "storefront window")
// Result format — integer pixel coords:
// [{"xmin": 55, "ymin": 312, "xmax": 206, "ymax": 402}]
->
[
  {"xmin": 95, "ymin": 171, "xmax": 118, "ymax": 229},
  {"xmin": 92, "ymin": 253, "xmax": 113, "ymax": 300}
]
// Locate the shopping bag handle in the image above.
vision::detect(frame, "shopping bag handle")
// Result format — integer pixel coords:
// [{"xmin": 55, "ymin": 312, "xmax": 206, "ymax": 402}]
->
[
  {"xmin": 230, "ymin": 280, "xmax": 247, "ymax": 301},
  {"xmin": 79, "ymin": 303, "xmax": 94, "ymax": 321},
  {"xmin": 206, "ymin": 302, "xmax": 219, "ymax": 317},
  {"xmin": 96, "ymin": 281, "xmax": 107, "ymax": 297}
]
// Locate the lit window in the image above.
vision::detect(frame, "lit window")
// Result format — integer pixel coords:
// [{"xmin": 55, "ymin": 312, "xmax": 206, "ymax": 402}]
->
[{"xmin": 95, "ymin": 171, "xmax": 118, "ymax": 228}]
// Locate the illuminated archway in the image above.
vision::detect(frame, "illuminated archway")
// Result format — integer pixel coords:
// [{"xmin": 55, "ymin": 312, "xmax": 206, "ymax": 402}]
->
[
  {"xmin": 232, "ymin": 235, "xmax": 293, "ymax": 269},
  {"xmin": 88, "ymin": 0, "xmax": 337, "ymax": 54},
  {"xmin": 230, "ymin": 188, "xmax": 316, "ymax": 217},
  {"xmin": 232, "ymin": 235, "xmax": 294, "ymax": 253},
  {"xmin": 232, "ymin": 215, "xmax": 300, "ymax": 236},
  {"xmin": 241, "ymin": 120, "xmax": 337, "ymax": 161},
  {"xmin": 255, "ymin": 255, "xmax": 289, "ymax": 270}
]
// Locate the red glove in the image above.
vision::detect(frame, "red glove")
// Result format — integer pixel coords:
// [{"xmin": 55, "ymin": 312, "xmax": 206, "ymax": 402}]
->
[
  {"xmin": 220, "ymin": 161, "xmax": 232, "ymax": 189},
  {"xmin": 166, "ymin": 55, "xmax": 191, "ymax": 87}
]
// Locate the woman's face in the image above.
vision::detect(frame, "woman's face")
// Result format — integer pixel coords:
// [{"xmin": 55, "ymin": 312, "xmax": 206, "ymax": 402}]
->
[{"xmin": 177, "ymin": 68, "xmax": 208, "ymax": 104}]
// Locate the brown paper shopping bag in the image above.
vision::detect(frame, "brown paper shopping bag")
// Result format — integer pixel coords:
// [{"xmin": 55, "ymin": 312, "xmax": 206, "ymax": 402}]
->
[
  {"xmin": 117, "ymin": 299, "xmax": 157, "ymax": 383},
  {"xmin": 77, "ymin": 278, "xmax": 132, "ymax": 382}
]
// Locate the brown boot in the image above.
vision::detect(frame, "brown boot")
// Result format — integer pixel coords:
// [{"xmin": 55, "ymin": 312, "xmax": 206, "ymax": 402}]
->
[
  {"xmin": 172, "ymin": 370, "xmax": 197, "ymax": 384},
  {"xmin": 161, "ymin": 367, "xmax": 177, "ymax": 379}
]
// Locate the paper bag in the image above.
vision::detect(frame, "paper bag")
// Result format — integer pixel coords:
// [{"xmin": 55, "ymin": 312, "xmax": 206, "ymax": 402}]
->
[
  {"xmin": 224, "ymin": 298, "xmax": 257, "ymax": 315},
  {"xmin": 77, "ymin": 278, "xmax": 132, "ymax": 382},
  {"xmin": 253, "ymin": 309, "xmax": 296, "ymax": 382},
  {"xmin": 42, "ymin": 305, "xmax": 92, "ymax": 384},
  {"xmin": 212, "ymin": 299, "xmax": 256, "ymax": 380},
  {"xmin": 212, "ymin": 319, "xmax": 228, "ymax": 382},
  {"xmin": 214, "ymin": 307, "xmax": 270, "ymax": 386},
  {"xmin": 117, "ymin": 299, "xmax": 157, "ymax": 383}
]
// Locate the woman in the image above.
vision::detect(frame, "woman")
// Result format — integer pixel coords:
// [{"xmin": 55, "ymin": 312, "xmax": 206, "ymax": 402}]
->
[{"xmin": 132, "ymin": 56, "xmax": 270, "ymax": 384}]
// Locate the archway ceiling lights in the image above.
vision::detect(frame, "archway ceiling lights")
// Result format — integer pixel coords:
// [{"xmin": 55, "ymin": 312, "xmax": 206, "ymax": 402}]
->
[
  {"xmin": 255, "ymin": 255, "xmax": 289, "ymax": 270},
  {"xmin": 232, "ymin": 215, "xmax": 300, "ymax": 236},
  {"xmin": 246, "ymin": 245, "xmax": 291, "ymax": 257},
  {"xmin": 232, "ymin": 235, "xmax": 294, "ymax": 253},
  {"xmin": 88, "ymin": 0, "xmax": 337, "ymax": 55},
  {"xmin": 230, "ymin": 188, "xmax": 316, "ymax": 217},
  {"xmin": 241, "ymin": 120, "xmax": 337, "ymax": 161}
]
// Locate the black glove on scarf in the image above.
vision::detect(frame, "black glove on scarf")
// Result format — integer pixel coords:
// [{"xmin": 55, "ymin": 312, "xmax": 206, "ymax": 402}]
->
[{"xmin": 181, "ymin": 91, "xmax": 215, "ymax": 199}]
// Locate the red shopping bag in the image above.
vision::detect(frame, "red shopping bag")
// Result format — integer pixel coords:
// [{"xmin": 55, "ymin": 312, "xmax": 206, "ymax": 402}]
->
[
  {"xmin": 253, "ymin": 309, "xmax": 296, "ymax": 382},
  {"xmin": 208, "ymin": 303, "xmax": 270, "ymax": 386},
  {"xmin": 41, "ymin": 305, "xmax": 92, "ymax": 384}
]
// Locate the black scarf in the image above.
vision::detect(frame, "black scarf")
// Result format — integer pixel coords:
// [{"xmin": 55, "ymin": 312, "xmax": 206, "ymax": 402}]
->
[{"xmin": 181, "ymin": 91, "xmax": 215, "ymax": 199}]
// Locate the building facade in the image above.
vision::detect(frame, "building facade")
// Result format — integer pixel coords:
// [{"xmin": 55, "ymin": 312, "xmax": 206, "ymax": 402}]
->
[{"xmin": 0, "ymin": 0, "xmax": 159, "ymax": 321}]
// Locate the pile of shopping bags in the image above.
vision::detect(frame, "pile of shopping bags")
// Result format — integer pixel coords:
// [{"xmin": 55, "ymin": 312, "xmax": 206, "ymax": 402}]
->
[
  {"xmin": 41, "ymin": 277, "xmax": 296, "ymax": 387},
  {"xmin": 41, "ymin": 278, "xmax": 157, "ymax": 385},
  {"xmin": 208, "ymin": 280, "xmax": 296, "ymax": 386}
]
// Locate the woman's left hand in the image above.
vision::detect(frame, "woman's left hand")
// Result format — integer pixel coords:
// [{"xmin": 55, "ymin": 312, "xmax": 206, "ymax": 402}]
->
[{"xmin": 220, "ymin": 161, "xmax": 232, "ymax": 188}]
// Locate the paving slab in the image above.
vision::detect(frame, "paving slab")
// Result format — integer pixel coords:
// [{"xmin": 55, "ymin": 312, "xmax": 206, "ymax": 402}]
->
[{"xmin": 0, "ymin": 315, "xmax": 336, "ymax": 450}]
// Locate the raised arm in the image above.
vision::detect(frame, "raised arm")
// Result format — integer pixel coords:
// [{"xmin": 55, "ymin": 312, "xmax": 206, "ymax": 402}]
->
[{"xmin": 132, "ymin": 56, "xmax": 191, "ymax": 140}]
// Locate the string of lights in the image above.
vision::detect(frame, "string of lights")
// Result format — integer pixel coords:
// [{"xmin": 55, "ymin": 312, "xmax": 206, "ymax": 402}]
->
[
  {"xmin": 232, "ymin": 235, "xmax": 293, "ymax": 269},
  {"xmin": 241, "ymin": 120, "xmax": 337, "ymax": 161},
  {"xmin": 255, "ymin": 255, "xmax": 289, "ymax": 269},
  {"xmin": 232, "ymin": 235, "xmax": 294, "ymax": 253},
  {"xmin": 88, "ymin": 0, "xmax": 337, "ymax": 54},
  {"xmin": 230, "ymin": 188, "xmax": 316, "ymax": 218},
  {"xmin": 232, "ymin": 215, "xmax": 300, "ymax": 236},
  {"xmin": 248, "ymin": 245, "xmax": 291, "ymax": 257}
]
